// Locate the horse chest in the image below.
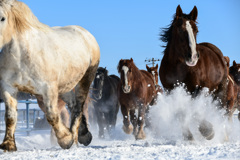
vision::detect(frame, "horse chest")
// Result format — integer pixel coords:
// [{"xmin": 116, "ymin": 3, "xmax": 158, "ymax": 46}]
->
[{"xmin": 161, "ymin": 62, "xmax": 190, "ymax": 87}]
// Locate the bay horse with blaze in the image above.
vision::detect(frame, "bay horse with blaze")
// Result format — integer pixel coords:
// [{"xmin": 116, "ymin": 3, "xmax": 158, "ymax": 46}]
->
[
  {"xmin": 0, "ymin": 0, "xmax": 100, "ymax": 151},
  {"xmin": 159, "ymin": 5, "xmax": 228, "ymax": 140},
  {"xmin": 118, "ymin": 58, "xmax": 156, "ymax": 139}
]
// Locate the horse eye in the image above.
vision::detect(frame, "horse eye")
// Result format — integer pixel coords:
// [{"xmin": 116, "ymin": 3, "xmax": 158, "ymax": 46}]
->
[{"xmin": 1, "ymin": 17, "xmax": 5, "ymax": 22}]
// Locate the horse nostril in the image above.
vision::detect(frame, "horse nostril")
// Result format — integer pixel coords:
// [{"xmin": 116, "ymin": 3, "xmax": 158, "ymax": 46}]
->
[
  {"xmin": 187, "ymin": 53, "xmax": 192, "ymax": 59},
  {"xmin": 197, "ymin": 52, "xmax": 200, "ymax": 58}
]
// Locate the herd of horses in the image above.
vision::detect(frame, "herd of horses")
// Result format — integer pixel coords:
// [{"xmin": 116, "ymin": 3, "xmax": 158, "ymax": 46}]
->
[{"xmin": 0, "ymin": 0, "xmax": 239, "ymax": 152}]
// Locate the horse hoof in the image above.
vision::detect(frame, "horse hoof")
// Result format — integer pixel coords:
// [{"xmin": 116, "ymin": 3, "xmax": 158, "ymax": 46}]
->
[
  {"xmin": 0, "ymin": 141, "xmax": 17, "ymax": 152},
  {"xmin": 78, "ymin": 131, "xmax": 92, "ymax": 146},
  {"xmin": 199, "ymin": 120, "xmax": 215, "ymax": 140},
  {"xmin": 122, "ymin": 125, "xmax": 133, "ymax": 134},
  {"xmin": 57, "ymin": 133, "xmax": 74, "ymax": 149},
  {"xmin": 135, "ymin": 131, "xmax": 146, "ymax": 140}
]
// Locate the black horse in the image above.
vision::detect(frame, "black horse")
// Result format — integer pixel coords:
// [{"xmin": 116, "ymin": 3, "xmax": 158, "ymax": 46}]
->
[{"xmin": 92, "ymin": 67, "xmax": 120, "ymax": 138}]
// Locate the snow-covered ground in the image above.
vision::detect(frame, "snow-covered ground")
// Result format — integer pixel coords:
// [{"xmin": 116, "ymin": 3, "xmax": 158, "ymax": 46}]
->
[{"xmin": 1, "ymin": 86, "xmax": 240, "ymax": 160}]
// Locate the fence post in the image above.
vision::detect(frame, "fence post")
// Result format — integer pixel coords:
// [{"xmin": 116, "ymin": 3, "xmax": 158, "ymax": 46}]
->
[
  {"xmin": 33, "ymin": 108, "xmax": 36, "ymax": 126},
  {"xmin": 26, "ymin": 100, "xmax": 30, "ymax": 136}
]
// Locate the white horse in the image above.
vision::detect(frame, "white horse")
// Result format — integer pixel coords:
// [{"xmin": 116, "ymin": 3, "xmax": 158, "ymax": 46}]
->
[{"xmin": 0, "ymin": 0, "xmax": 100, "ymax": 151}]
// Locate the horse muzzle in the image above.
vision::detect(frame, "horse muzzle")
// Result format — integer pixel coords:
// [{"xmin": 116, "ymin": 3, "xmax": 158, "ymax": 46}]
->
[
  {"xmin": 186, "ymin": 52, "xmax": 199, "ymax": 67},
  {"xmin": 122, "ymin": 85, "xmax": 131, "ymax": 94}
]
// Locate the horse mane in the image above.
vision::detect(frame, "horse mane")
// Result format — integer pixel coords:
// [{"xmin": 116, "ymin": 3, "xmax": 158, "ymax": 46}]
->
[
  {"xmin": 109, "ymin": 75, "xmax": 119, "ymax": 80},
  {"xmin": 160, "ymin": 13, "xmax": 198, "ymax": 53},
  {"xmin": 97, "ymin": 67, "xmax": 108, "ymax": 75},
  {"xmin": 4, "ymin": 0, "xmax": 49, "ymax": 34}
]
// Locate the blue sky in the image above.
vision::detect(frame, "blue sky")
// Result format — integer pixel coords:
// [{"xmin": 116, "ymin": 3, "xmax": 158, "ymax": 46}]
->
[{"xmin": 22, "ymin": 0, "xmax": 240, "ymax": 82}]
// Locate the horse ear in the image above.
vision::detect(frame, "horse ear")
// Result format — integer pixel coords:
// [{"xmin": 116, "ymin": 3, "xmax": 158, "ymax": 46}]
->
[
  {"xmin": 156, "ymin": 64, "xmax": 158, "ymax": 69},
  {"xmin": 146, "ymin": 65, "xmax": 150, "ymax": 71},
  {"xmin": 176, "ymin": 5, "xmax": 183, "ymax": 19},
  {"xmin": 130, "ymin": 58, "xmax": 133, "ymax": 62},
  {"xmin": 190, "ymin": 6, "xmax": 198, "ymax": 21},
  {"xmin": 117, "ymin": 60, "xmax": 122, "ymax": 73},
  {"xmin": 104, "ymin": 67, "xmax": 108, "ymax": 74},
  {"xmin": 233, "ymin": 60, "xmax": 237, "ymax": 66}
]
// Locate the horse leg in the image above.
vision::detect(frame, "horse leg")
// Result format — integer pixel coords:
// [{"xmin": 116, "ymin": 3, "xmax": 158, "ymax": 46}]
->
[
  {"xmin": 121, "ymin": 105, "xmax": 133, "ymax": 134},
  {"xmin": 59, "ymin": 90, "xmax": 76, "ymax": 112},
  {"xmin": 107, "ymin": 105, "xmax": 119, "ymax": 137},
  {"xmin": 96, "ymin": 111, "xmax": 105, "ymax": 139},
  {"xmin": 135, "ymin": 105, "xmax": 146, "ymax": 140},
  {"xmin": 0, "ymin": 91, "xmax": 17, "ymax": 151},
  {"xmin": 43, "ymin": 86, "xmax": 73, "ymax": 149},
  {"xmin": 50, "ymin": 100, "xmax": 70, "ymax": 145},
  {"xmin": 177, "ymin": 110, "xmax": 194, "ymax": 141},
  {"xmin": 192, "ymin": 113, "xmax": 214, "ymax": 140},
  {"xmin": 104, "ymin": 112, "xmax": 111, "ymax": 137},
  {"xmin": 83, "ymin": 97, "xmax": 89, "ymax": 126},
  {"xmin": 198, "ymin": 120, "xmax": 215, "ymax": 140},
  {"xmin": 145, "ymin": 106, "xmax": 152, "ymax": 129},
  {"xmin": 130, "ymin": 110, "xmax": 138, "ymax": 136},
  {"xmin": 226, "ymin": 98, "xmax": 235, "ymax": 122},
  {"xmin": 70, "ymin": 66, "xmax": 97, "ymax": 146}
]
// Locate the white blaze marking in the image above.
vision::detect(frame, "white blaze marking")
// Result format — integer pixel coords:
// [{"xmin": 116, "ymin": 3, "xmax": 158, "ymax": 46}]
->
[
  {"xmin": 96, "ymin": 75, "xmax": 100, "ymax": 79},
  {"xmin": 151, "ymin": 71, "xmax": 156, "ymax": 85},
  {"xmin": 122, "ymin": 66, "xmax": 129, "ymax": 88},
  {"xmin": 238, "ymin": 68, "xmax": 240, "ymax": 72},
  {"xmin": 186, "ymin": 21, "xmax": 197, "ymax": 59},
  {"xmin": 151, "ymin": 71, "xmax": 155, "ymax": 76}
]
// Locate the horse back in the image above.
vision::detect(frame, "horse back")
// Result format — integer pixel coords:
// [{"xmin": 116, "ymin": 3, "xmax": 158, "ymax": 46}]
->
[
  {"xmin": 198, "ymin": 42, "xmax": 226, "ymax": 66},
  {"xmin": 140, "ymin": 70, "xmax": 155, "ymax": 85},
  {"xmin": 109, "ymin": 75, "xmax": 120, "ymax": 89},
  {"xmin": 140, "ymin": 70, "xmax": 156, "ymax": 100},
  {"xmin": 198, "ymin": 42, "xmax": 227, "ymax": 82}
]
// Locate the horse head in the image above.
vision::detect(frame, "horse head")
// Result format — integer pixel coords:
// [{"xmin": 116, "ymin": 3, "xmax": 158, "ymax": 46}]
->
[
  {"xmin": 0, "ymin": 0, "xmax": 44, "ymax": 49},
  {"xmin": 162, "ymin": 5, "xmax": 199, "ymax": 67},
  {"xmin": 118, "ymin": 58, "xmax": 135, "ymax": 94},
  {"xmin": 146, "ymin": 64, "xmax": 159, "ymax": 85},
  {"xmin": 229, "ymin": 60, "xmax": 240, "ymax": 85},
  {"xmin": 93, "ymin": 67, "xmax": 108, "ymax": 100}
]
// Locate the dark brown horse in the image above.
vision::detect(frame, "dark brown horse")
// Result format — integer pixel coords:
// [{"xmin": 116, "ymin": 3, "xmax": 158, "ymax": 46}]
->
[
  {"xmin": 225, "ymin": 58, "xmax": 240, "ymax": 121},
  {"xmin": 117, "ymin": 58, "xmax": 156, "ymax": 139},
  {"xmin": 159, "ymin": 5, "xmax": 228, "ymax": 140},
  {"xmin": 230, "ymin": 61, "xmax": 240, "ymax": 86}
]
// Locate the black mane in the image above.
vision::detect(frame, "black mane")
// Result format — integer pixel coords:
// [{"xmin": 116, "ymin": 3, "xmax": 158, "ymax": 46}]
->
[{"xmin": 160, "ymin": 13, "xmax": 198, "ymax": 53}]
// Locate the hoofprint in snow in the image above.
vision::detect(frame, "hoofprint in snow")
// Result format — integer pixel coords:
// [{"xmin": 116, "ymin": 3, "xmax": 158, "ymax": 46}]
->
[{"xmin": 1, "ymin": 86, "xmax": 240, "ymax": 159}]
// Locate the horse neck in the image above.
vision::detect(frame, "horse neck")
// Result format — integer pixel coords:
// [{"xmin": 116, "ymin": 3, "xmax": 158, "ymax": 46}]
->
[
  {"xmin": 131, "ymin": 67, "xmax": 144, "ymax": 88},
  {"xmin": 102, "ymin": 75, "xmax": 111, "ymax": 97},
  {"xmin": 229, "ymin": 71, "xmax": 239, "ymax": 84},
  {"xmin": 164, "ymin": 41, "xmax": 183, "ymax": 63}
]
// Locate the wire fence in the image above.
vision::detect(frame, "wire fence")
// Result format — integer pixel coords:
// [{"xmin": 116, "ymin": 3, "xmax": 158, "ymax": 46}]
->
[{"xmin": 0, "ymin": 100, "xmax": 46, "ymax": 134}]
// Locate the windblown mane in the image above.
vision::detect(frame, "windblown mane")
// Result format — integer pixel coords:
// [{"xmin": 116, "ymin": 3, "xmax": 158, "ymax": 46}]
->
[
  {"xmin": 97, "ymin": 67, "xmax": 108, "ymax": 75},
  {"xmin": 2, "ymin": 0, "xmax": 49, "ymax": 34},
  {"xmin": 160, "ymin": 13, "xmax": 198, "ymax": 53}
]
